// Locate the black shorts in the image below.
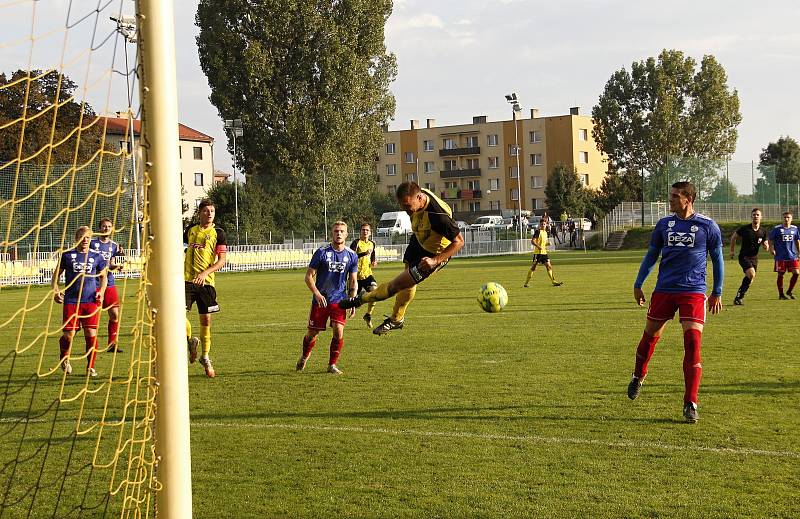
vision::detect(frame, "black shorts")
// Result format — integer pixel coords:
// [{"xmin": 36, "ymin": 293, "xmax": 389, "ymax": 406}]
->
[
  {"xmin": 185, "ymin": 282, "xmax": 220, "ymax": 314},
  {"xmin": 738, "ymin": 256, "xmax": 758, "ymax": 272},
  {"xmin": 403, "ymin": 239, "xmax": 449, "ymax": 284},
  {"xmin": 357, "ymin": 275, "xmax": 378, "ymax": 292},
  {"xmin": 532, "ymin": 254, "xmax": 550, "ymax": 265}
]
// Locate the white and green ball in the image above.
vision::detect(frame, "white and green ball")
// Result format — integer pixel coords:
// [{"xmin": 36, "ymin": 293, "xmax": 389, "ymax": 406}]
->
[{"xmin": 477, "ymin": 282, "xmax": 508, "ymax": 313}]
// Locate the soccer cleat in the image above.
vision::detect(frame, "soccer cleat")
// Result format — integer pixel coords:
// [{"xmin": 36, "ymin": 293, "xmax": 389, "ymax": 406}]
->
[
  {"xmin": 373, "ymin": 317, "xmax": 404, "ymax": 336},
  {"xmin": 683, "ymin": 402, "xmax": 699, "ymax": 423},
  {"xmin": 106, "ymin": 343, "xmax": 123, "ymax": 353},
  {"xmin": 187, "ymin": 337, "xmax": 199, "ymax": 364},
  {"xmin": 733, "ymin": 297, "xmax": 743, "ymax": 305},
  {"xmin": 627, "ymin": 375, "xmax": 644, "ymax": 400},
  {"xmin": 363, "ymin": 313, "xmax": 372, "ymax": 328},
  {"xmin": 779, "ymin": 294, "xmax": 789, "ymax": 300},
  {"xmin": 296, "ymin": 355, "xmax": 308, "ymax": 372},
  {"xmin": 199, "ymin": 355, "xmax": 216, "ymax": 378},
  {"xmin": 552, "ymin": 281, "xmax": 564, "ymax": 287},
  {"xmin": 61, "ymin": 358, "xmax": 73, "ymax": 375},
  {"xmin": 88, "ymin": 367, "xmax": 98, "ymax": 378},
  {"xmin": 338, "ymin": 292, "xmax": 364, "ymax": 309},
  {"xmin": 327, "ymin": 364, "xmax": 343, "ymax": 375},
  {"xmin": 787, "ymin": 291, "xmax": 796, "ymax": 300},
  {"xmin": 523, "ymin": 284, "xmax": 529, "ymax": 288}
]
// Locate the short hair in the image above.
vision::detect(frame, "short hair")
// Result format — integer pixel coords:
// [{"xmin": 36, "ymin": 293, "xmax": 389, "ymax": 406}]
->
[
  {"xmin": 751, "ymin": 208, "xmax": 762, "ymax": 214},
  {"xmin": 360, "ymin": 222, "xmax": 371, "ymax": 230},
  {"xmin": 98, "ymin": 217, "xmax": 113, "ymax": 227},
  {"xmin": 671, "ymin": 181, "xmax": 697, "ymax": 202},
  {"xmin": 332, "ymin": 220, "xmax": 348, "ymax": 230},
  {"xmin": 783, "ymin": 211, "xmax": 793, "ymax": 217},
  {"xmin": 198, "ymin": 199, "xmax": 215, "ymax": 211},
  {"xmin": 396, "ymin": 182, "xmax": 421, "ymax": 199},
  {"xmin": 74, "ymin": 226, "xmax": 91, "ymax": 241}
]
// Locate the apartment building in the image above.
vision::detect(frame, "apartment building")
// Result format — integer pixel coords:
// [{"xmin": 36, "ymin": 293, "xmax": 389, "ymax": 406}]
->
[
  {"xmin": 375, "ymin": 107, "xmax": 606, "ymax": 216},
  {"xmin": 102, "ymin": 116, "xmax": 215, "ymax": 217}
]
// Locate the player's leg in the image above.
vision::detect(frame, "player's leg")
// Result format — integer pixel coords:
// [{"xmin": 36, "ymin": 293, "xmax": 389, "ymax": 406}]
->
[
  {"xmin": 327, "ymin": 311, "xmax": 346, "ymax": 374},
  {"xmin": 524, "ymin": 258, "xmax": 536, "ymax": 287},
  {"xmin": 185, "ymin": 282, "xmax": 199, "ymax": 363},
  {"xmin": 735, "ymin": 259, "xmax": 755, "ymax": 304},
  {"xmin": 787, "ymin": 266, "xmax": 799, "ymax": 298},
  {"xmin": 628, "ymin": 293, "xmax": 673, "ymax": 400},
  {"xmin": 59, "ymin": 328, "xmax": 77, "ymax": 374},
  {"xmin": 362, "ymin": 278, "xmax": 377, "ymax": 328},
  {"xmin": 197, "ymin": 312, "xmax": 215, "ymax": 377},
  {"xmin": 106, "ymin": 303, "xmax": 121, "ymax": 352},
  {"xmin": 677, "ymin": 293, "xmax": 707, "ymax": 422},
  {"xmin": 82, "ymin": 303, "xmax": 101, "ymax": 376},
  {"xmin": 777, "ymin": 270, "xmax": 787, "ymax": 299},
  {"xmin": 544, "ymin": 259, "xmax": 562, "ymax": 286},
  {"xmin": 299, "ymin": 304, "xmax": 327, "ymax": 371}
]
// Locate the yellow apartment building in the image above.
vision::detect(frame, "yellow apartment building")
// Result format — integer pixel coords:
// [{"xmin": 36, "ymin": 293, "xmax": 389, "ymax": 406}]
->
[{"xmin": 375, "ymin": 107, "xmax": 607, "ymax": 216}]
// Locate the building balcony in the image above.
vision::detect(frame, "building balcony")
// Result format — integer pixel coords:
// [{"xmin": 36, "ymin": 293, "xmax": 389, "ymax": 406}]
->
[
  {"xmin": 440, "ymin": 189, "xmax": 482, "ymax": 200},
  {"xmin": 439, "ymin": 168, "xmax": 481, "ymax": 179},
  {"xmin": 439, "ymin": 146, "xmax": 480, "ymax": 157}
]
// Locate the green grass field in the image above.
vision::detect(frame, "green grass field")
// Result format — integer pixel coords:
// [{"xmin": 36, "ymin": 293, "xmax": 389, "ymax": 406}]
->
[{"xmin": 2, "ymin": 251, "xmax": 799, "ymax": 517}]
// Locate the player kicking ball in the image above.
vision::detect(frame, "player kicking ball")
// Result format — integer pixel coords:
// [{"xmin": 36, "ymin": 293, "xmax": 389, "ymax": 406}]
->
[{"xmin": 628, "ymin": 182, "xmax": 724, "ymax": 423}]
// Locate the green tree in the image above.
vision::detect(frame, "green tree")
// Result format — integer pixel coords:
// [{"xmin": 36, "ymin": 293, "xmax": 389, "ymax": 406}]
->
[
  {"xmin": 759, "ymin": 136, "xmax": 800, "ymax": 184},
  {"xmin": 196, "ymin": 0, "xmax": 397, "ymax": 236},
  {"xmin": 545, "ymin": 163, "xmax": 588, "ymax": 217},
  {"xmin": 592, "ymin": 50, "xmax": 741, "ymax": 199},
  {"xmin": 707, "ymin": 176, "xmax": 739, "ymax": 203},
  {"xmin": 592, "ymin": 168, "xmax": 641, "ymax": 214}
]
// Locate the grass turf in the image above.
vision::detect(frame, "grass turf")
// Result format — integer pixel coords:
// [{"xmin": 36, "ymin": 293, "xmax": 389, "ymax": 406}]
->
[{"xmin": 1, "ymin": 250, "xmax": 798, "ymax": 517}]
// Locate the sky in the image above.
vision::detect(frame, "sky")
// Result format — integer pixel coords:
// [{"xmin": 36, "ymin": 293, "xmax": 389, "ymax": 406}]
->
[{"xmin": 3, "ymin": 0, "xmax": 799, "ymax": 176}]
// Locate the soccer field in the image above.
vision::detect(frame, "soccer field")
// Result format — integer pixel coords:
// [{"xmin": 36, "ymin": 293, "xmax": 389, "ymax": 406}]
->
[{"xmin": 3, "ymin": 251, "xmax": 799, "ymax": 517}]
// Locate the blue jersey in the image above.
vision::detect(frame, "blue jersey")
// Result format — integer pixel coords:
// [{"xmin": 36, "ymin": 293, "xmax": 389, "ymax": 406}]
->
[
  {"xmin": 308, "ymin": 244, "xmax": 358, "ymax": 304},
  {"xmin": 649, "ymin": 213, "xmax": 723, "ymax": 294},
  {"xmin": 59, "ymin": 248, "xmax": 107, "ymax": 304},
  {"xmin": 768, "ymin": 225, "xmax": 799, "ymax": 261},
  {"xmin": 90, "ymin": 238, "xmax": 123, "ymax": 287}
]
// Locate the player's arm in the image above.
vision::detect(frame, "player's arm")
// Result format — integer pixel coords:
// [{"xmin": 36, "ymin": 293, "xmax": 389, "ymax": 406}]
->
[
  {"xmin": 193, "ymin": 230, "xmax": 227, "ymax": 285},
  {"xmin": 112, "ymin": 244, "xmax": 125, "ymax": 271},
  {"xmin": 96, "ymin": 261, "xmax": 108, "ymax": 304},
  {"xmin": 421, "ymin": 214, "xmax": 464, "ymax": 271},
  {"xmin": 51, "ymin": 255, "xmax": 64, "ymax": 304},
  {"xmin": 370, "ymin": 241, "xmax": 377, "ymax": 268},
  {"xmin": 304, "ymin": 267, "xmax": 327, "ymax": 307},
  {"xmin": 729, "ymin": 232, "xmax": 738, "ymax": 258},
  {"xmin": 708, "ymin": 245, "xmax": 724, "ymax": 314},
  {"xmin": 633, "ymin": 245, "xmax": 659, "ymax": 306},
  {"xmin": 346, "ymin": 270, "xmax": 358, "ymax": 317}
]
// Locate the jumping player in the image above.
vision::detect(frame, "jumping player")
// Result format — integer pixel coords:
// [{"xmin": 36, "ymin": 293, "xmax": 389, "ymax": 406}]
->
[
  {"xmin": 296, "ymin": 221, "xmax": 358, "ymax": 374},
  {"xmin": 628, "ymin": 182, "xmax": 724, "ymax": 423},
  {"xmin": 350, "ymin": 223, "xmax": 379, "ymax": 328},
  {"xmin": 91, "ymin": 218, "xmax": 125, "ymax": 352},
  {"xmin": 52, "ymin": 226, "xmax": 108, "ymax": 377},
  {"xmin": 524, "ymin": 219, "xmax": 563, "ymax": 287},
  {"xmin": 768, "ymin": 211, "xmax": 800, "ymax": 300},
  {"xmin": 730, "ymin": 208, "xmax": 769, "ymax": 305},
  {"xmin": 184, "ymin": 199, "xmax": 227, "ymax": 378},
  {"xmin": 339, "ymin": 182, "xmax": 464, "ymax": 335}
]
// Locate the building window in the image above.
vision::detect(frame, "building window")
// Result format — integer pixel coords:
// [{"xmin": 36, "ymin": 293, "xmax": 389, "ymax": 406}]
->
[
  {"xmin": 466, "ymin": 158, "xmax": 479, "ymax": 170},
  {"xmin": 508, "ymin": 144, "xmax": 519, "ymax": 156},
  {"xmin": 466, "ymin": 135, "xmax": 478, "ymax": 147},
  {"xmin": 579, "ymin": 151, "xmax": 589, "ymax": 164},
  {"xmin": 194, "ymin": 173, "xmax": 203, "ymax": 186},
  {"xmin": 195, "ymin": 199, "xmax": 203, "ymax": 209},
  {"xmin": 193, "ymin": 146, "xmax": 203, "ymax": 160},
  {"xmin": 468, "ymin": 201, "xmax": 481, "ymax": 211},
  {"xmin": 424, "ymin": 182, "xmax": 435, "ymax": 191},
  {"xmin": 488, "ymin": 156, "xmax": 499, "ymax": 169},
  {"xmin": 533, "ymin": 198, "xmax": 544, "ymax": 210},
  {"xmin": 581, "ymin": 174, "xmax": 589, "ymax": 186},
  {"xmin": 489, "ymin": 178, "xmax": 500, "ymax": 191},
  {"xmin": 444, "ymin": 181, "xmax": 457, "ymax": 189},
  {"xmin": 423, "ymin": 140, "xmax": 434, "ymax": 152},
  {"xmin": 530, "ymin": 153, "xmax": 542, "ymax": 166},
  {"xmin": 532, "ymin": 176, "xmax": 543, "ymax": 188},
  {"xmin": 443, "ymin": 138, "xmax": 456, "ymax": 150},
  {"xmin": 467, "ymin": 180, "xmax": 480, "ymax": 191},
  {"xmin": 490, "ymin": 200, "xmax": 501, "ymax": 210},
  {"xmin": 443, "ymin": 159, "xmax": 457, "ymax": 171},
  {"xmin": 511, "ymin": 188, "xmax": 519, "ymax": 201},
  {"xmin": 487, "ymin": 134, "xmax": 498, "ymax": 146},
  {"xmin": 509, "ymin": 166, "xmax": 518, "ymax": 179},
  {"xmin": 386, "ymin": 164, "xmax": 397, "ymax": 176},
  {"xmin": 386, "ymin": 143, "xmax": 396, "ymax": 155},
  {"xmin": 424, "ymin": 161, "xmax": 435, "ymax": 173},
  {"xmin": 529, "ymin": 131, "xmax": 541, "ymax": 143},
  {"xmin": 404, "ymin": 151, "xmax": 415, "ymax": 163},
  {"xmin": 387, "ymin": 184, "xmax": 396, "ymax": 194},
  {"xmin": 579, "ymin": 129, "xmax": 589, "ymax": 141}
]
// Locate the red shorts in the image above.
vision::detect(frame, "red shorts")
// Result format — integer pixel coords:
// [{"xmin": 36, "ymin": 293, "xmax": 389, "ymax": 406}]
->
[
  {"xmin": 63, "ymin": 302, "xmax": 100, "ymax": 331},
  {"xmin": 774, "ymin": 259, "xmax": 800, "ymax": 273},
  {"xmin": 101, "ymin": 285, "xmax": 120, "ymax": 309},
  {"xmin": 308, "ymin": 302, "xmax": 347, "ymax": 331},
  {"xmin": 647, "ymin": 292, "xmax": 706, "ymax": 325}
]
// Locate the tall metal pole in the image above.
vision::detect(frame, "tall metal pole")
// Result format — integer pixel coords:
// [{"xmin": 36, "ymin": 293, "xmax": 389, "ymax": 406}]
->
[
  {"xmin": 233, "ymin": 131, "xmax": 239, "ymax": 245},
  {"xmin": 136, "ymin": 0, "xmax": 193, "ymax": 515},
  {"xmin": 323, "ymin": 166, "xmax": 328, "ymax": 241},
  {"xmin": 123, "ymin": 40, "xmax": 141, "ymax": 253},
  {"xmin": 513, "ymin": 113, "xmax": 522, "ymax": 240},
  {"xmin": 641, "ymin": 166, "xmax": 645, "ymax": 227}
]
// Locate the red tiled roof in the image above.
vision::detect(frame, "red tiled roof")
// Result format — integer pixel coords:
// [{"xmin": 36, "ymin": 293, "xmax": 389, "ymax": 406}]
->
[{"xmin": 100, "ymin": 116, "xmax": 213, "ymax": 143}]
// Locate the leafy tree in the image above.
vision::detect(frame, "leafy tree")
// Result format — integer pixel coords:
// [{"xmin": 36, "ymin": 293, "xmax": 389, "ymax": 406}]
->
[
  {"xmin": 592, "ymin": 169, "xmax": 640, "ymax": 214},
  {"xmin": 592, "ymin": 50, "xmax": 741, "ymax": 198},
  {"xmin": 545, "ymin": 163, "xmax": 588, "ymax": 217},
  {"xmin": 707, "ymin": 176, "xmax": 739, "ymax": 203},
  {"xmin": 196, "ymin": 0, "xmax": 397, "ymax": 235},
  {"xmin": 0, "ymin": 69, "xmax": 107, "ymax": 165},
  {"xmin": 759, "ymin": 136, "xmax": 800, "ymax": 184}
]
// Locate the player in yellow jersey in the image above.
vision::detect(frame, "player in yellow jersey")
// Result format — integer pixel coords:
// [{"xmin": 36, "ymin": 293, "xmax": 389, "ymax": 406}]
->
[
  {"xmin": 524, "ymin": 219, "xmax": 563, "ymax": 287},
  {"xmin": 184, "ymin": 199, "xmax": 227, "ymax": 377},
  {"xmin": 340, "ymin": 182, "xmax": 464, "ymax": 335},
  {"xmin": 349, "ymin": 223, "xmax": 379, "ymax": 328}
]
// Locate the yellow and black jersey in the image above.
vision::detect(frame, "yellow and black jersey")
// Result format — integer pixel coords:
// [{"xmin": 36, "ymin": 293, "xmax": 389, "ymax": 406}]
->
[
  {"xmin": 411, "ymin": 189, "xmax": 461, "ymax": 254},
  {"xmin": 532, "ymin": 229, "xmax": 548, "ymax": 255},
  {"xmin": 183, "ymin": 224, "xmax": 227, "ymax": 286},
  {"xmin": 349, "ymin": 238, "xmax": 376, "ymax": 280}
]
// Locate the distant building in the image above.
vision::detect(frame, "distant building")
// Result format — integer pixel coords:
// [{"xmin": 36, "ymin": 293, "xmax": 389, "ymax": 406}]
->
[
  {"xmin": 375, "ymin": 107, "xmax": 607, "ymax": 216},
  {"xmin": 213, "ymin": 170, "xmax": 231, "ymax": 185},
  {"xmin": 101, "ymin": 116, "xmax": 215, "ymax": 217}
]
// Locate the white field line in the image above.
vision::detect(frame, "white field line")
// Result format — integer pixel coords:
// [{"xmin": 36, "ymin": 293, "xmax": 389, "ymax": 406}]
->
[{"xmin": 192, "ymin": 421, "xmax": 800, "ymax": 459}]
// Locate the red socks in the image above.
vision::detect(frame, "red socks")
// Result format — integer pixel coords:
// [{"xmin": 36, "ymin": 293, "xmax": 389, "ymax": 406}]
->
[
  {"xmin": 790, "ymin": 273, "xmax": 798, "ymax": 293},
  {"xmin": 634, "ymin": 332, "xmax": 660, "ymax": 378},
  {"xmin": 329, "ymin": 338, "xmax": 344, "ymax": 366},
  {"xmin": 777, "ymin": 274, "xmax": 785, "ymax": 296},
  {"xmin": 108, "ymin": 320, "xmax": 119, "ymax": 346},
  {"xmin": 301, "ymin": 336, "xmax": 317, "ymax": 358},
  {"xmin": 59, "ymin": 336, "xmax": 71, "ymax": 359},
  {"xmin": 683, "ymin": 329, "xmax": 702, "ymax": 404},
  {"xmin": 85, "ymin": 335, "xmax": 98, "ymax": 369}
]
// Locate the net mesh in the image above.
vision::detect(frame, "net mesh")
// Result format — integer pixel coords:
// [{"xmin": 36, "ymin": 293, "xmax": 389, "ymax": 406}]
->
[{"xmin": 0, "ymin": 1, "xmax": 159, "ymax": 516}]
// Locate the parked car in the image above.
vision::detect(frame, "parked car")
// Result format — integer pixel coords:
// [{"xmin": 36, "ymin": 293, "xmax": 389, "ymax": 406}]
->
[
  {"xmin": 376, "ymin": 211, "xmax": 412, "ymax": 236},
  {"xmin": 455, "ymin": 220, "xmax": 470, "ymax": 232},
  {"xmin": 527, "ymin": 216, "xmax": 543, "ymax": 230},
  {"xmin": 496, "ymin": 217, "xmax": 515, "ymax": 230},
  {"xmin": 470, "ymin": 215, "xmax": 504, "ymax": 230}
]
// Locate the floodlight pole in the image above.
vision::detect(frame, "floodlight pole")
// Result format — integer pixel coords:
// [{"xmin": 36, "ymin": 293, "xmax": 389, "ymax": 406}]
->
[
  {"xmin": 225, "ymin": 119, "xmax": 243, "ymax": 245},
  {"xmin": 323, "ymin": 166, "xmax": 328, "ymax": 241},
  {"xmin": 507, "ymin": 93, "xmax": 523, "ymax": 241}
]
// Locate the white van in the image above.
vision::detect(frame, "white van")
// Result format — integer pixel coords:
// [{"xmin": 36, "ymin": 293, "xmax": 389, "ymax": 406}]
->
[
  {"xmin": 377, "ymin": 211, "xmax": 412, "ymax": 236},
  {"xmin": 470, "ymin": 215, "xmax": 504, "ymax": 230}
]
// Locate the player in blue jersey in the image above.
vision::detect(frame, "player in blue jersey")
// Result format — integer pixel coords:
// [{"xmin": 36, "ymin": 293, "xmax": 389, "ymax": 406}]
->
[
  {"xmin": 91, "ymin": 218, "xmax": 125, "ymax": 353},
  {"xmin": 296, "ymin": 221, "xmax": 358, "ymax": 375},
  {"xmin": 767, "ymin": 211, "xmax": 800, "ymax": 300},
  {"xmin": 51, "ymin": 226, "xmax": 108, "ymax": 377},
  {"xmin": 628, "ymin": 182, "xmax": 724, "ymax": 423}
]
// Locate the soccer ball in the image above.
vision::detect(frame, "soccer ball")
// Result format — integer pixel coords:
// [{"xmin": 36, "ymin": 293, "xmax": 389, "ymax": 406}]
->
[{"xmin": 477, "ymin": 282, "xmax": 508, "ymax": 313}]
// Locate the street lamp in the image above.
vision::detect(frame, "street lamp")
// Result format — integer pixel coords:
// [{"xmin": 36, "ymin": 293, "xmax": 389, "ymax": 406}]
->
[
  {"xmin": 505, "ymin": 93, "xmax": 524, "ymax": 240},
  {"xmin": 224, "ymin": 118, "xmax": 243, "ymax": 245}
]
